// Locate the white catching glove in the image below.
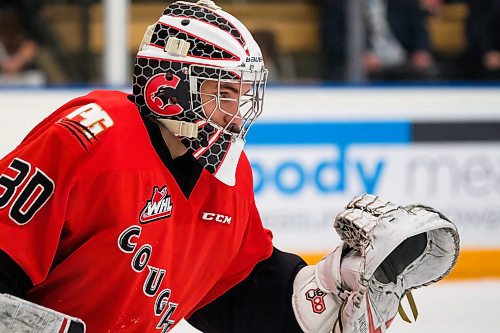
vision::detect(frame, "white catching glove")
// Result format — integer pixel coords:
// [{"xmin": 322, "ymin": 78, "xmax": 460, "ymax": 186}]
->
[
  {"xmin": 292, "ymin": 194, "xmax": 460, "ymax": 333},
  {"xmin": 0, "ymin": 294, "xmax": 86, "ymax": 333}
]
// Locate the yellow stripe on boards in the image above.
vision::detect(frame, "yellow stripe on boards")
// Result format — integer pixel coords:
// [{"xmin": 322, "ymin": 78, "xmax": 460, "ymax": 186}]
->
[{"xmin": 299, "ymin": 249, "xmax": 500, "ymax": 280}]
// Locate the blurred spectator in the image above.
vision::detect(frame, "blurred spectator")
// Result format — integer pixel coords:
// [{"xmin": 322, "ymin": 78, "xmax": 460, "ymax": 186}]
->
[
  {"xmin": 421, "ymin": 0, "xmax": 445, "ymax": 15},
  {"xmin": 463, "ymin": 0, "xmax": 500, "ymax": 80},
  {"xmin": 252, "ymin": 30, "xmax": 281, "ymax": 83},
  {"xmin": 320, "ymin": 0, "xmax": 438, "ymax": 81},
  {"xmin": 0, "ymin": 0, "xmax": 45, "ymax": 86}
]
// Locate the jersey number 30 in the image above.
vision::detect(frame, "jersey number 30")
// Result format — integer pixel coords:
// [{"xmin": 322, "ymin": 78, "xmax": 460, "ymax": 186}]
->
[{"xmin": 0, "ymin": 158, "xmax": 55, "ymax": 225}]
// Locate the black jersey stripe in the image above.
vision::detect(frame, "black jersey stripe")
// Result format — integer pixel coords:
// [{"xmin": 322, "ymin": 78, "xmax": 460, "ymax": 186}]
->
[
  {"xmin": 0, "ymin": 250, "xmax": 33, "ymax": 297},
  {"xmin": 59, "ymin": 119, "xmax": 93, "ymax": 144},
  {"xmin": 187, "ymin": 248, "xmax": 305, "ymax": 333},
  {"xmin": 61, "ymin": 119, "xmax": 98, "ymax": 141},
  {"xmin": 56, "ymin": 122, "xmax": 88, "ymax": 151}
]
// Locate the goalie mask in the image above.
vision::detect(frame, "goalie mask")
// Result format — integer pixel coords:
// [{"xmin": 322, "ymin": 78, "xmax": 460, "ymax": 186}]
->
[{"xmin": 132, "ymin": 0, "xmax": 268, "ymax": 186}]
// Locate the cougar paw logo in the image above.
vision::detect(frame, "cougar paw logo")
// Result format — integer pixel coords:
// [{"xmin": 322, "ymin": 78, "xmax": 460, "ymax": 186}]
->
[
  {"xmin": 305, "ymin": 288, "xmax": 327, "ymax": 314},
  {"xmin": 140, "ymin": 186, "xmax": 173, "ymax": 224},
  {"xmin": 144, "ymin": 73, "xmax": 189, "ymax": 117}
]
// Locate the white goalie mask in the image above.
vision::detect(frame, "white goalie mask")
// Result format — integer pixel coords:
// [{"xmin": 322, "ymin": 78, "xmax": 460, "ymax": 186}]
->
[{"xmin": 132, "ymin": 0, "xmax": 268, "ymax": 186}]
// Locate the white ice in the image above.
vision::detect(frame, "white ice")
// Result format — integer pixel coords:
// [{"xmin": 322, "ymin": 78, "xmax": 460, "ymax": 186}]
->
[{"xmin": 171, "ymin": 280, "xmax": 500, "ymax": 332}]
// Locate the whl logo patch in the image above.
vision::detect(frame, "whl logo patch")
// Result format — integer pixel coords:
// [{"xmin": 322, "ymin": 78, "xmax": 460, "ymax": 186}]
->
[{"xmin": 140, "ymin": 186, "xmax": 173, "ymax": 224}]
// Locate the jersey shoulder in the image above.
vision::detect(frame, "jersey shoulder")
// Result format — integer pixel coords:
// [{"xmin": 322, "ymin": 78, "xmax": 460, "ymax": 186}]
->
[
  {"xmin": 22, "ymin": 90, "xmax": 143, "ymax": 154},
  {"xmin": 56, "ymin": 90, "xmax": 141, "ymax": 138}
]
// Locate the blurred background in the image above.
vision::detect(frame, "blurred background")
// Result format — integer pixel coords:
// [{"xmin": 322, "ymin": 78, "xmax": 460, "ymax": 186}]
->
[
  {"xmin": 0, "ymin": 0, "xmax": 499, "ymax": 331},
  {"xmin": 0, "ymin": 0, "xmax": 499, "ymax": 85}
]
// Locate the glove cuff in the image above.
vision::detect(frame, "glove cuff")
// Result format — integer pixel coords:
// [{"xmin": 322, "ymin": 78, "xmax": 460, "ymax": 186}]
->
[
  {"xmin": 292, "ymin": 244, "xmax": 365, "ymax": 333},
  {"xmin": 315, "ymin": 243, "xmax": 363, "ymax": 297},
  {"xmin": 292, "ymin": 266, "xmax": 342, "ymax": 333}
]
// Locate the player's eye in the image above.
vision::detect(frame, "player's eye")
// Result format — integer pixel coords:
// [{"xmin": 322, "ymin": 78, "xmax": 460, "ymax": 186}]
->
[{"xmin": 219, "ymin": 91, "xmax": 230, "ymax": 99}]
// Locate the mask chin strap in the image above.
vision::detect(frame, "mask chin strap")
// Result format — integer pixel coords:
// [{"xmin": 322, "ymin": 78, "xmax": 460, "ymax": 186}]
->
[
  {"xmin": 157, "ymin": 119, "xmax": 199, "ymax": 138},
  {"xmin": 214, "ymin": 137, "xmax": 245, "ymax": 186},
  {"xmin": 157, "ymin": 118, "xmax": 244, "ymax": 187}
]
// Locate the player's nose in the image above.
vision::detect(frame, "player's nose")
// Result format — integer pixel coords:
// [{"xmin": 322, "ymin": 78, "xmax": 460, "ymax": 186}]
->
[{"xmin": 223, "ymin": 113, "xmax": 242, "ymax": 133}]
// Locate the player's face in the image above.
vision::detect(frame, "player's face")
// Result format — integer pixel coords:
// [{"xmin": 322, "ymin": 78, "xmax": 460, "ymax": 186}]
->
[{"xmin": 200, "ymin": 80, "xmax": 251, "ymax": 134}]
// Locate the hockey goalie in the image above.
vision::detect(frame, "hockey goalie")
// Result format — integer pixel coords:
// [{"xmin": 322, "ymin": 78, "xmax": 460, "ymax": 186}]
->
[{"xmin": 0, "ymin": 1, "xmax": 459, "ymax": 332}]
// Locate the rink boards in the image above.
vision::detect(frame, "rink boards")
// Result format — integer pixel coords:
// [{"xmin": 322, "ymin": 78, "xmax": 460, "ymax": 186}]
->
[{"xmin": 1, "ymin": 86, "xmax": 499, "ymax": 279}]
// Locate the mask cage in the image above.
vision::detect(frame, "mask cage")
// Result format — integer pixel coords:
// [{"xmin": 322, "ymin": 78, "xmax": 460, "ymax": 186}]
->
[{"xmin": 187, "ymin": 64, "xmax": 268, "ymax": 139}]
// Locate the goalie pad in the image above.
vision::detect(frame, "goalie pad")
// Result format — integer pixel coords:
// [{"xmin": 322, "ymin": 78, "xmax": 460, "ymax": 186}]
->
[
  {"xmin": 292, "ymin": 194, "xmax": 460, "ymax": 333},
  {"xmin": 0, "ymin": 294, "xmax": 86, "ymax": 333}
]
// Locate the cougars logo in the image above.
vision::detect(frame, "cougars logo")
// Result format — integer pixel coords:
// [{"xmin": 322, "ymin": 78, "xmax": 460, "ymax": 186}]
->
[
  {"xmin": 144, "ymin": 72, "xmax": 190, "ymax": 117},
  {"xmin": 140, "ymin": 186, "xmax": 173, "ymax": 224}
]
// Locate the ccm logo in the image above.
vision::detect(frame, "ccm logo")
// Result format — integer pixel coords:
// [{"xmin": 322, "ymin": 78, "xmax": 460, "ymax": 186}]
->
[{"xmin": 201, "ymin": 212, "xmax": 232, "ymax": 224}]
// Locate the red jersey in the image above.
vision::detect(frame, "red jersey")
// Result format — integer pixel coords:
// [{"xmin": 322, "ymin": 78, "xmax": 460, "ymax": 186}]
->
[{"xmin": 0, "ymin": 90, "xmax": 273, "ymax": 332}]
